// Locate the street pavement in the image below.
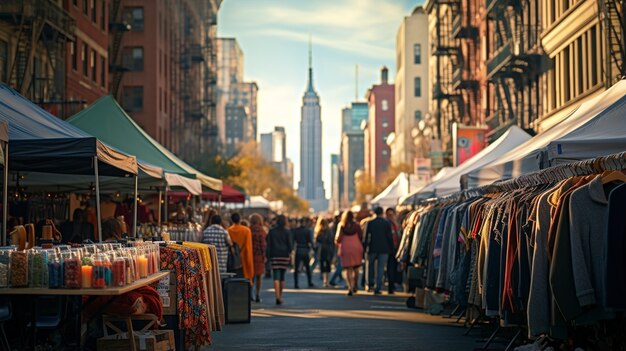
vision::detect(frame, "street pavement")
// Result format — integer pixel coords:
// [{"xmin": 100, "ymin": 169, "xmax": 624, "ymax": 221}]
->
[{"xmin": 209, "ymin": 273, "xmax": 478, "ymax": 351}]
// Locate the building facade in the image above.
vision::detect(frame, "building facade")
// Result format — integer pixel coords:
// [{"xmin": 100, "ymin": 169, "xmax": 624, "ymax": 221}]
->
[
  {"xmin": 0, "ymin": 0, "xmax": 74, "ymax": 115},
  {"xmin": 216, "ymin": 38, "xmax": 244, "ymax": 149},
  {"xmin": 341, "ymin": 131, "xmax": 364, "ymax": 208},
  {"xmin": 394, "ymin": 6, "xmax": 430, "ymax": 168},
  {"xmin": 64, "ymin": 0, "xmax": 110, "ymax": 119},
  {"xmin": 223, "ymin": 81, "xmax": 257, "ymax": 154},
  {"xmin": 365, "ymin": 66, "xmax": 395, "ymax": 184},
  {"xmin": 298, "ymin": 45, "xmax": 327, "ymax": 212},
  {"xmin": 224, "ymin": 104, "xmax": 247, "ymax": 156},
  {"xmin": 260, "ymin": 126, "xmax": 294, "ymax": 187},
  {"xmin": 329, "ymin": 153, "xmax": 340, "ymax": 212},
  {"xmin": 110, "ymin": 0, "xmax": 221, "ymax": 161}
]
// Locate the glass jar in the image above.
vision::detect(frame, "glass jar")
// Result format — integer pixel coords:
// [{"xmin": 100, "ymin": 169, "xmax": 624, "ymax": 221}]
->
[
  {"xmin": 63, "ymin": 250, "xmax": 81, "ymax": 289},
  {"xmin": 9, "ymin": 251, "xmax": 29, "ymax": 287},
  {"xmin": 29, "ymin": 249, "xmax": 48, "ymax": 288},
  {"xmin": 111, "ymin": 251, "xmax": 126, "ymax": 287},
  {"xmin": 48, "ymin": 252, "xmax": 63, "ymax": 289},
  {"xmin": 91, "ymin": 253, "xmax": 106, "ymax": 289},
  {"xmin": 0, "ymin": 249, "xmax": 11, "ymax": 288}
]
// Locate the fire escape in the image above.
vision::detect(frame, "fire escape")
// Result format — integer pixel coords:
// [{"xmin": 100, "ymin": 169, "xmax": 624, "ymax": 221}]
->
[
  {"xmin": 598, "ymin": 0, "xmax": 625, "ymax": 86},
  {"xmin": 109, "ymin": 0, "xmax": 131, "ymax": 100},
  {"xmin": 451, "ymin": 0, "xmax": 479, "ymax": 125},
  {"xmin": 0, "ymin": 0, "xmax": 74, "ymax": 104},
  {"xmin": 203, "ymin": 5, "xmax": 219, "ymax": 154},
  {"xmin": 485, "ymin": 0, "xmax": 548, "ymax": 141},
  {"xmin": 432, "ymin": 0, "xmax": 462, "ymax": 150}
]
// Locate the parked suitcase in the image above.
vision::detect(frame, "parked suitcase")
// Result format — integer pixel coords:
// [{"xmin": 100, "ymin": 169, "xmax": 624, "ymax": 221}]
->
[{"xmin": 223, "ymin": 278, "xmax": 251, "ymax": 324}]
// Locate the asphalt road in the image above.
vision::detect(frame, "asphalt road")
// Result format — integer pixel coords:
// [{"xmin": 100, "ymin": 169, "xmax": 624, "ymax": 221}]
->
[{"xmin": 209, "ymin": 273, "xmax": 478, "ymax": 351}]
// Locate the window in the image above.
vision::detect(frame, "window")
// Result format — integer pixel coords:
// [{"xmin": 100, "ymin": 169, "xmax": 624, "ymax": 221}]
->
[
  {"xmin": 91, "ymin": 50, "xmax": 97, "ymax": 81},
  {"xmin": 382, "ymin": 117, "xmax": 389, "ymax": 128},
  {"xmin": 382, "ymin": 150, "xmax": 389, "ymax": 156},
  {"xmin": 82, "ymin": 43, "xmax": 89, "ymax": 76},
  {"xmin": 381, "ymin": 99, "xmax": 388, "ymax": 111},
  {"xmin": 414, "ymin": 77, "xmax": 421, "ymax": 97},
  {"xmin": 414, "ymin": 43, "xmax": 421, "ymax": 64},
  {"xmin": 91, "ymin": 0, "xmax": 97, "ymax": 23},
  {"xmin": 100, "ymin": 0, "xmax": 106, "ymax": 31},
  {"xmin": 100, "ymin": 56, "xmax": 105, "ymax": 88},
  {"xmin": 73, "ymin": 0, "xmax": 77, "ymax": 6},
  {"xmin": 0, "ymin": 40, "xmax": 7, "ymax": 82},
  {"xmin": 123, "ymin": 7, "xmax": 144, "ymax": 31},
  {"xmin": 122, "ymin": 86, "xmax": 143, "ymax": 112},
  {"xmin": 415, "ymin": 110, "xmax": 422, "ymax": 121},
  {"xmin": 122, "ymin": 46, "xmax": 144, "ymax": 71},
  {"xmin": 70, "ymin": 41, "xmax": 77, "ymax": 71},
  {"xmin": 82, "ymin": 0, "xmax": 88, "ymax": 15}
]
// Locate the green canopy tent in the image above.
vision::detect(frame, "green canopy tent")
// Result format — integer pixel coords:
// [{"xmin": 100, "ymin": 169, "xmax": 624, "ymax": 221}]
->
[{"xmin": 68, "ymin": 96, "xmax": 221, "ymax": 219}]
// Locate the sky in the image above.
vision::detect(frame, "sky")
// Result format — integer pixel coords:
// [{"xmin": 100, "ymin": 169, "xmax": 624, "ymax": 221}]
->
[{"xmin": 219, "ymin": 0, "xmax": 423, "ymax": 198}]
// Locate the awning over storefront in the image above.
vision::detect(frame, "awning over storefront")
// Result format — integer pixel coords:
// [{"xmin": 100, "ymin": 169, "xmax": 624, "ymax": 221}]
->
[
  {"xmin": 401, "ymin": 126, "xmax": 531, "ymax": 205},
  {"xmin": 67, "ymin": 96, "xmax": 209, "ymax": 194},
  {"xmin": 0, "ymin": 84, "xmax": 137, "ymax": 176},
  {"xmin": 464, "ymin": 79, "xmax": 626, "ymax": 188}
]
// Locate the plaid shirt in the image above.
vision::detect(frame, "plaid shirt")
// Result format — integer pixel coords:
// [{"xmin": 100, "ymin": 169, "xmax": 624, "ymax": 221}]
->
[{"xmin": 202, "ymin": 224, "xmax": 231, "ymax": 273}]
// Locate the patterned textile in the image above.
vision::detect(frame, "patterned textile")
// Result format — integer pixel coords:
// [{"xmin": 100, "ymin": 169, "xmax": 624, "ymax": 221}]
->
[
  {"xmin": 251, "ymin": 225, "xmax": 267, "ymax": 276},
  {"xmin": 203, "ymin": 224, "xmax": 230, "ymax": 273},
  {"xmin": 160, "ymin": 246, "xmax": 212, "ymax": 348}
]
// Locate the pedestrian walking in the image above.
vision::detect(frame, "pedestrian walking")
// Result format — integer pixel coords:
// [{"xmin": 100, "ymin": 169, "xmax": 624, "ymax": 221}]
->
[
  {"xmin": 227, "ymin": 212, "xmax": 254, "ymax": 284},
  {"xmin": 363, "ymin": 207, "xmax": 394, "ymax": 294},
  {"xmin": 266, "ymin": 215, "xmax": 293, "ymax": 305},
  {"xmin": 335, "ymin": 211, "xmax": 363, "ymax": 296},
  {"xmin": 314, "ymin": 217, "xmax": 334, "ymax": 287},
  {"xmin": 292, "ymin": 217, "xmax": 314, "ymax": 288},
  {"xmin": 328, "ymin": 212, "xmax": 344, "ymax": 287},
  {"xmin": 386, "ymin": 208, "xmax": 402, "ymax": 294},
  {"xmin": 249, "ymin": 213, "xmax": 267, "ymax": 302},
  {"xmin": 202, "ymin": 214, "xmax": 232, "ymax": 274}
]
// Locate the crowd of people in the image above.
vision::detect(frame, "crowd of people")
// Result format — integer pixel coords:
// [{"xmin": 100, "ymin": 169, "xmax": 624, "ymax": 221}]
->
[{"xmin": 201, "ymin": 204, "xmax": 404, "ymax": 305}]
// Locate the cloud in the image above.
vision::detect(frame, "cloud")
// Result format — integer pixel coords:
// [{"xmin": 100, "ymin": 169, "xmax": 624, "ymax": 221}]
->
[{"xmin": 228, "ymin": 0, "xmax": 406, "ymax": 60}]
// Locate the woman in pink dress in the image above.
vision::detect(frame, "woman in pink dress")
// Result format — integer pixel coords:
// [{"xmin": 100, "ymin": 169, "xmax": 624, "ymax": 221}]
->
[{"xmin": 335, "ymin": 211, "xmax": 363, "ymax": 296}]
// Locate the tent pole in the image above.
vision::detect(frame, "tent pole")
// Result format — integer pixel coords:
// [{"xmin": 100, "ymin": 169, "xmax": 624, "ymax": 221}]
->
[
  {"xmin": 2, "ymin": 142, "xmax": 8, "ymax": 246},
  {"xmin": 218, "ymin": 193, "xmax": 222, "ymax": 214},
  {"xmin": 164, "ymin": 189, "xmax": 168, "ymax": 224},
  {"xmin": 157, "ymin": 188, "xmax": 162, "ymax": 225},
  {"xmin": 132, "ymin": 175, "xmax": 138, "ymax": 238},
  {"xmin": 94, "ymin": 156, "xmax": 102, "ymax": 242}
]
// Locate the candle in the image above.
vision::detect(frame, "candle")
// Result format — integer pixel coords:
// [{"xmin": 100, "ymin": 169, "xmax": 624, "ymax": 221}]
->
[
  {"xmin": 64, "ymin": 257, "xmax": 81, "ymax": 288},
  {"xmin": 92, "ymin": 265, "xmax": 106, "ymax": 288},
  {"xmin": 112, "ymin": 260, "xmax": 126, "ymax": 287},
  {"xmin": 138, "ymin": 255, "xmax": 148, "ymax": 278},
  {"xmin": 48, "ymin": 261, "xmax": 62, "ymax": 288},
  {"xmin": 81, "ymin": 265, "xmax": 92, "ymax": 288}
]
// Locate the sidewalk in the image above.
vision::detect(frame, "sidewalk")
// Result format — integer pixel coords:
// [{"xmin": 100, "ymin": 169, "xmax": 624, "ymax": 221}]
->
[{"xmin": 209, "ymin": 271, "xmax": 477, "ymax": 350}]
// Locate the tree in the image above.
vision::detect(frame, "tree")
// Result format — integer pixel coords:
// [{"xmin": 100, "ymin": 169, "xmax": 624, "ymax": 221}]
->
[{"xmin": 226, "ymin": 141, "xmax": 309, "ymax": 215}]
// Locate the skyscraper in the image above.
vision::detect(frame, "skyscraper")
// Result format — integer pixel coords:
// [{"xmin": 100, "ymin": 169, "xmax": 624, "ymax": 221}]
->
[{"xmin": 298, "ymin": 41, "xmax": 327, "ymax": 212}]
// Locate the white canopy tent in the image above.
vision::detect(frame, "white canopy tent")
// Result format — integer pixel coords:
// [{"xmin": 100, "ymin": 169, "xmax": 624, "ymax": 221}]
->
[
  {"xmin": 397, "ymin": 167, "xmax": 454, "ymax": 205},
  {"xmin": 547, "ymin": 92, "xmax": 626, "ymax": 164},
  {"xmin": 247, "ymin": 196, "xmax": 271, "ymax": 209},
  {"xmin": 371, "ymin": 173, "xmax": 423, "ymax": 208},
  {"xmin": 463, "ymin": 79, "xmax": 626, "ymax": 188},
  {"xmin": 401, "ymin": 126, "xmax": 531, "ymax": 205}
]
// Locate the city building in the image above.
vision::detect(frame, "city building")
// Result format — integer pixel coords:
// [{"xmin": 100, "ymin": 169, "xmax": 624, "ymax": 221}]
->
[
  {"xmin": 365, "ymin": 66, "xmax": 395, "ymax": 184},
  {"xmin": 64, "ymin": 0, "xmax": 110, "ymax": 119},
  {"xmin": 224, "ymin": 104, "xmax": 247, "ymax": 156},
  {"xmin": 0, "ymin": 0, "xmax": 74, "ymax": 115},
  {"xmin": 536, "ymin": 0, "xmax": 623, "ymax": 131},
  {"xmin": 341, "ymin": 131, "xmax": 364, "ymax": 207},
  {"xmin": 394, "ymin": 6, "xmax": 430, "ymax": 168},
  {"xmin": 329, "ymin": 153, "xmax": 340, "ymax": 212},
  {"xmin": 298, "ymin": 42, "xmax": 327, "ymax": 212},
  {"xmin": 223, "ymin": 81, "xmax": 258, "ymax": 155},
  {"xmin": 260, "ymin": 132, "xmax": 273, "ymax": 161},
  {"xmin": 217, "ymin": 37, "xmax": 244, "ymax": 148},
  {"xmin": 111, "ymin": 0, "xmax": 221, "ymax": 161}
]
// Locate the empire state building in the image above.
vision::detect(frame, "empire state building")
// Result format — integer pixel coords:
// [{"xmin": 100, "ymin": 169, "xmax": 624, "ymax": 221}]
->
[{"xmin": 298, "ymin": 42, "xmax": 327, "ymax": 212}]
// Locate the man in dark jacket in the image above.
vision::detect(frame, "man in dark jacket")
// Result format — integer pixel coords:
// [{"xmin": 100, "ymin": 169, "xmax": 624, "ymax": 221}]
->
[
  {"xmin": 292, "ymin": 217, "xmax": 314, "ymax": 288},
  {"xmin": 363, "ymin": 206, "xmax": 394, "ymax": 294}
]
